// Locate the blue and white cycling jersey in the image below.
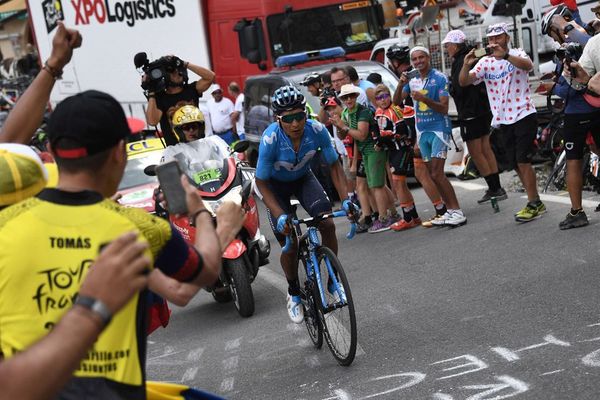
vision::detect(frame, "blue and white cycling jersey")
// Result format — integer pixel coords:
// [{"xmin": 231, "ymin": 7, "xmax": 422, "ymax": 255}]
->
[{"xmin": 256, "ymin": 119, "xmax": 339, "ymax": 182}]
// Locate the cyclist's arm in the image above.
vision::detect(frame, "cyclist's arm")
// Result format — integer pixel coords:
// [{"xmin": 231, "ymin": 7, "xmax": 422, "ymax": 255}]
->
[
  {"xmin": 148, "ymin": 270, "xmax": 201, "ymax": 307},
  {"xmin": 317, "ymin": 123, "xmax": 349, "ymax": 200},
  {"xmin": 330, "ymin": 161, "xmax": 348, "ymax": 201}
]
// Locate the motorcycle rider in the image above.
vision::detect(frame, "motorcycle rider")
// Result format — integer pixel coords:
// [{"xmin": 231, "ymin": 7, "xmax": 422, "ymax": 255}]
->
[{"xmin": 255, "ymin": 85, "xmax": 353, "ymax": 324}]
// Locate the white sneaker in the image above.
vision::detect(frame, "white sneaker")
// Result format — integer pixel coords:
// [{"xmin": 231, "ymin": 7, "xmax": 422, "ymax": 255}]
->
[
  {"xmin": 431, "ymin": 211, "xmax": 451, "ymax": 226},
  {"xmin": 286, "ymin": 294, "xmax": 304, "ymax": 324},
  {"xmin": 445, "ymin": 210, "xmax": 467, "ymax": 227}
]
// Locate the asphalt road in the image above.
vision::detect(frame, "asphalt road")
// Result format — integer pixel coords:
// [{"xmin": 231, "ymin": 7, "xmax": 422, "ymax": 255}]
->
[{"xmin": 147, "ymin": 174, "xmax": 600, "ymax": 400}]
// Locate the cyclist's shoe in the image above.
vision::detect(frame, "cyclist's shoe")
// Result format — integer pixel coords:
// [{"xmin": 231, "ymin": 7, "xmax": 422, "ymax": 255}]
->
[
  {"xmin": 328, "ymin": 281, "xmax": 346, "ymax": 304},
  {"xmin": 286, "ymin": 293, "xmax": 304, "ymax": 324},
  {"xmin": 477, "ymin": 188, "xmax": 508, "ymax": 204},
  {"xmin": 515, "ymin": 201, "xmax": 546, "ymax": 223},
  {"xmin": 422, "ymin": 215, "xmax": 443, "ymax": 228},
  {"xmin": 391, "ymin": 218, "xmax": 421, "ymax": 231},
  {"xmin": 368, "ymin": 218, "xmax": 392, "ymax": 233},
  {"xmin": 431, "ymin": 211, "xmax": 451, "ymax": 226},
  {"xmin": 559, "ymin": 209, "xmax": 589, "ymax": 230},
  {"xmin": 355, "ymin": 220, "xmax": 371, "ymax": 234}
]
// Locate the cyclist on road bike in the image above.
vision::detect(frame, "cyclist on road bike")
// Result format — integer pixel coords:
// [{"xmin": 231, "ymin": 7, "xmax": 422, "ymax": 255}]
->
[{"xmin": 255, "ymin": 85, "xmax": 353, "ymax": 324}]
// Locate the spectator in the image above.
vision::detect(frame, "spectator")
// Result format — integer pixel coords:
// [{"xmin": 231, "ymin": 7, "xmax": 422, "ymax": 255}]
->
[
  {"xmin": 331, "ymin": 84, "xmax": 399, "ymax": 233},
  {"xmin": 346, "ymin": 65, "xmax": 376, "ymax": 107},
  {"xmin": 373, "ymin": 84, "xmax": 421, "ymax": 231},
  {"xmin": 321, "ymin": 71, "xmax": 333, "ymax": 90},
  {"xmin": 228, "ymin": 81, "xmax": 246, "ymax": 140},
  {"xmin": 444, "ymin": 29, "xmax": 507, "ymax": 204},
  {"xmin": 330, "ymin": 66, "xmax": 369, "ymax": 107},
  {"xmin": 206, "ymin": 84, "xmax": 239, "ymax": 145},
  {"xmin": 367, "ymin": 72, "xmax": 383, "ymax": 85},
  {"xmin": 459, "ymin": 22, "xmax": 546, "ymax": 223},
  {"xmin": 400, "ymin": 46, "xmax": 467, "ymax": 227}
]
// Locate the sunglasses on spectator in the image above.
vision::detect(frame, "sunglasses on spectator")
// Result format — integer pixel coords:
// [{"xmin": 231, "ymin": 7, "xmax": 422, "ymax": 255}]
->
[
  {"xmin": 181, "ymin": 122, "xmax": 201, "ymax": 131},
  {"xmin": 486, "ymin": 26, "xmax": 506, "ymax": 35},
  {"xmin": 332, "ymin": 77, "xmax": 347, "ymax": 84},
  {"xmin": 339, "ymin": 93, "xmax": 358, "ymax": 101},
  {"xmin": 375, "ymin": 93, "xmax": 391, "ymax": 101},
  {"xmin": 278, "ymin": 111, "xmax": 306, "ymax": 123}
]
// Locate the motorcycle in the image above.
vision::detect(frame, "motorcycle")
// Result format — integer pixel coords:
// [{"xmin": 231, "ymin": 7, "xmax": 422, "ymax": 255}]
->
[{"xmin": 147, "ymin": 139, "xmax": 270, "ymax": 317}]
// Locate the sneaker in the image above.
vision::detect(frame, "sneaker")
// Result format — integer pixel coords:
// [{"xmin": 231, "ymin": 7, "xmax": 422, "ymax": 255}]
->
[
  {"xmin": 559, "ymin": 210, "xmax": 589, "ymax": 230},
  {"xmin": 391, "ymin": 218, "xmax": 421, "ymax": 231},
  {"xmin": 444, "ymin": 210, "xmax": 467, "ymax": 227},
  {"xmin": 286, "ymin": 293, "xmax": 304, "ymax": 324},
  {"xmin": 515, "ymin": 202, "xmax": 546, "ymax": 223},
  {"xmin": 477, "ymin": 188, "xmax": 508, "ymax": 204},
  {"xmin": 368, "ymin": 218, "xmax": 392, "ymax": 233},
  {"xmin": 422, "ymin": 215, "xmax": 443, "ymax": 228},
  {"xmin": 431, "ymin": 211, "xmax": 451, "ymax": 226},
  {"xmin": 355, "ymin": 220, "xmax": 371, "ymax": 234},
  {"xmin": 388, "ymin": 212, "xmax": 401, "ymax": 225}
]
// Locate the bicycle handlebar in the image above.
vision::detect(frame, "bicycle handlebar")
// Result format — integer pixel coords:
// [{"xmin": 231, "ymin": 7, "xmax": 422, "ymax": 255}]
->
[{"xmin": 281, "ymin": 209, "xmax": 357, "ymax": 253}]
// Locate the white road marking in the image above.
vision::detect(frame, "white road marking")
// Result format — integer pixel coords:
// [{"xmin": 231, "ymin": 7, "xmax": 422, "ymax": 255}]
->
[
  {"xmin": 491, "ymin": 347, "xmax": 521, "ymax": 362},
  {"xmin": 180, "ymin": 366, "xmax": 198, "ymax": 382},
  {"xmin": 258, "ymin": 268, "xmax": 365, "ymax": 356},
  {"xmin": 462, "ymin": 375, "xmax": 528, "ymax": 400},
  {"xmin": 225, "ymin": 337, "xmax": 242, "ymax": 351},
  {"xmin": 186, "ymin": 347, "xmax": 204, "ymax": 362},
  {"xmin": 540, "ymin": 369, "xmax": 564, "ymax": 376},
  {"xmin": 222, "ymin": 355, "xmax": 239, "ymax": 371},
  {"xmin": 432, "ymin": 394, "xmax": 454, "ymax": 400},
  {"xmin": 220, "ymin": 377, "xmax": 235, "ymax": 392}
]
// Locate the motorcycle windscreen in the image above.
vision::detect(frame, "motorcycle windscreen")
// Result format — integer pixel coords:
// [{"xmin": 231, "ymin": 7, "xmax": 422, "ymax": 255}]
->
[{"xmin": 172, "ymin": 137, "xmax": 232, "ymax": 193}]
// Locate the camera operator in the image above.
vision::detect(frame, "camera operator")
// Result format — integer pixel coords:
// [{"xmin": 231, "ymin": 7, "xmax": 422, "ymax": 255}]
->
[
  {"xmin": 541, "ymin": 5, "xmax": 591, "ymax": 46},
  {"xmin": 553, "ymin": 44, "xmax": 600, "ymax": 229},
  {"xmin": 444, "ymin": 30, "xmax": 506, "ymax": 204},
  {"xmin": 142, "ymin": 54, "xmax": 215, "ymax": 146}
]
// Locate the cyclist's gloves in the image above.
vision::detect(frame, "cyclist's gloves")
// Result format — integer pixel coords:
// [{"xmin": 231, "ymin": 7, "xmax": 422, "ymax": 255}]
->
[{"xmin": 276, "ymin": 214, "xmax": 290, "ymax": 234}]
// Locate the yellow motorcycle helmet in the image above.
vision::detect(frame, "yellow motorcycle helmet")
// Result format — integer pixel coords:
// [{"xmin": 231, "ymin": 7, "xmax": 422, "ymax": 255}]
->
[{"xmin": 171, "ymin": 105, "xmax": 205, "ymax": 143}]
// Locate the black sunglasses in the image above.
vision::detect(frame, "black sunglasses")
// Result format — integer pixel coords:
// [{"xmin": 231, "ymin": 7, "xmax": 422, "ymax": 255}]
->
[{"xmin": 278, "ymin": 111, "xmax": 306, "ymax": 123}]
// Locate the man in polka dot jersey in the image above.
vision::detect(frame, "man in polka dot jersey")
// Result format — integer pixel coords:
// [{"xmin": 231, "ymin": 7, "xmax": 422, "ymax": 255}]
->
[{"xmin": 459, "ymin": 22, "xmax": 546, "ymax": 223}]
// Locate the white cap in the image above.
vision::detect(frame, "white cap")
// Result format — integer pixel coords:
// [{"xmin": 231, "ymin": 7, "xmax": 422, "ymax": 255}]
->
[
  {"xmin": 338, "ymin": 84, "xmax": 362, "ymax": 98},
  {"xmin": 442, "ymin": 30, "xmax": 466, "ymax": 44},
  {"xmin": 409, "ymin": 46, "xmax": 430, "ymax": 57},
  {"xmin": 486, "ymin": 23, "xmax": 510, "ymax": 37},
  {"xmin": 210, "ymin": 84, "xmax": 222, "ymax": 94}
]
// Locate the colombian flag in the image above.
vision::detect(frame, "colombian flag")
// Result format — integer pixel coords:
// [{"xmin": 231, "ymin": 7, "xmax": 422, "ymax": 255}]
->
[{"xmin": 147, "ymin": 381, "xmax": 226, "ymax": 400}]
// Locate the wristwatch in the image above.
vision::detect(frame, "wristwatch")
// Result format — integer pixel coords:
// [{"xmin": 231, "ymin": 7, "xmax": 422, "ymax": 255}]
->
[{"xmin": 74, "ymin": 295, "xmax": 112, "ymax": 326}]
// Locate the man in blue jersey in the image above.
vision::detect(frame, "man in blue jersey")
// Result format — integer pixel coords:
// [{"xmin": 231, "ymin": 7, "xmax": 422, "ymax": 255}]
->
[{"xmin": 255, "ymin": 85, "xmax": 352, "ymax": 323}]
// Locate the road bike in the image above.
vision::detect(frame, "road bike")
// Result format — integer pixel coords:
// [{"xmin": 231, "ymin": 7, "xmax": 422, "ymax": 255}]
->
[{"xmin": 282, "ymin": 201, "xmax": 358, "ymax": 366}]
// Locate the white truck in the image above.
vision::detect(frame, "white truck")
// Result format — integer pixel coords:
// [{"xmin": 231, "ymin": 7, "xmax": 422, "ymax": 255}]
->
[{"xmin": 26, "ymin": 0, "xmax": 211, "ymax": 120}]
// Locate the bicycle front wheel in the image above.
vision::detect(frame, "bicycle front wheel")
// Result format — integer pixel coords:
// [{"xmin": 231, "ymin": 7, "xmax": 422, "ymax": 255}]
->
[{"xmin": 314, "ymin": 247, "xmax": 357, "ymax": 366}]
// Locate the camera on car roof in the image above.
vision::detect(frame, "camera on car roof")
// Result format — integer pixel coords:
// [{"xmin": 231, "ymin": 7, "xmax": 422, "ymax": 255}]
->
[{"xmin": 134, "ymin": 52, "xmax": 186, "ymax": 94}]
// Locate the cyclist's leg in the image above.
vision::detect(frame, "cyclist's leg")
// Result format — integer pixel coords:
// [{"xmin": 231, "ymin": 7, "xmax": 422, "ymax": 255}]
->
[
  {"xmin": 563, "ymin": 114, "xmax": 588, "ymax": 210},
  {"xmin": 264, "ymin": 180, "xmax": 301, "ymax": 294},
  {"xmin": 296, "ymin": 171, "xmax": 338, "ymax": 255}
]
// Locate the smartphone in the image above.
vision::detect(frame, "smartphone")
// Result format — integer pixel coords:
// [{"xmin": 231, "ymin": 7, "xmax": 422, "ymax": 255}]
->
[
  {"xmin": 156, "ymin": 161, "xmax": 188, "ymax": 215},
  {"xmin": 474, "ymin": 47, "xmax": 493, "ymax": 58},
  {"xmin": 405, "ymin": 69, "xmax": 420, "ymax": 80}
]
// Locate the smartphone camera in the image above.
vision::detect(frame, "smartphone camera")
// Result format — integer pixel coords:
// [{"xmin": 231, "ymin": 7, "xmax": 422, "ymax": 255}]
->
[
  {"xmin": 405, "ymin": 69, "xmax": 420, "ymax": 80},
  {"xmin": 474, "ymin": 47, "xmax": 493, "ymax": 58}
]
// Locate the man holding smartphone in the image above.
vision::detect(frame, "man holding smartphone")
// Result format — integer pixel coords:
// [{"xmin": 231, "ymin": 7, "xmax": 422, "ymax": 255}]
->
[
  {"xmin": 459, "ymin": 22, "xmax": 546, "ymax": 223},
  {"xmin": 444, "ymin": 29, "xmax": 506, "ymax": 204}
]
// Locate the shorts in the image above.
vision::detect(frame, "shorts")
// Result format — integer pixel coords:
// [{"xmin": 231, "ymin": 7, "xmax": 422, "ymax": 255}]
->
[
  {"xmin": 215, "ymin": 129, "xmax": 236, "ymax": 145},
  {"xmin": 563, "ymin": 111, "xmax": 600, "ymax": 160},
  {"xmin": 388, "ymin": 145, "xmax": 413, "ymax": 176},
  {"xmin": 498, "ymin": 113, "xmax": 537, "ymax": 170},
  {"xmin": 356, "ymin": 158, "xmax": 366, "ymax": 178},
  {"xmin": 418, "ymin": 131, "xmax": 449, "ymax": 162},
  {"xmin": 361, "ymin": 151, "xmax": 388, "ymax": 188},
  {"xmin": 265, "ymin": 171, "xmax": 332, "ymax": 242},
  {"xmin": 460, "ymin": 114, "xmax": 492, "ymax": 142}
]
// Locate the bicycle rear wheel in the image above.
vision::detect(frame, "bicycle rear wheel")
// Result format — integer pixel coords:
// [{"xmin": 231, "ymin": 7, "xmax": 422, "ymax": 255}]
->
[
  {"xmin": 314, "ymin": 247, "xmax": 357, "ymax": 366},
  {"xmin": 299, "ymin": 258, "xmax": 323, "ymax": 349},
  {"xmin": 544, "ymin": 151, "xmax": 567, "ymax": 192}
]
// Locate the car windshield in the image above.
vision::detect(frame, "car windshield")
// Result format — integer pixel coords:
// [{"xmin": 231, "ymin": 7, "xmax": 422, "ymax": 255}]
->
[
  {"xmin": 168, "ymin": 138, "xmax": 232, "ymax": 193},
  {"xmin": 266, "ymin": 2, "xmax": 380, "ymax": 60},
  {"xmin": 119, "ymin": 152, "xmax": 162, "ymax": 190}
]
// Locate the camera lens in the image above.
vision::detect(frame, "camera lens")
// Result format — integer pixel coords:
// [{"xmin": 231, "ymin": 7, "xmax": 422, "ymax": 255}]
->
[{"xmin": 150, "ymin": 68, "xmax": 162, "ymax": 79}]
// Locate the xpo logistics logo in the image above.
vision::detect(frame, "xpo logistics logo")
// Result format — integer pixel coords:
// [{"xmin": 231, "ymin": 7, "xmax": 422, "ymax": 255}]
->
[{"xmin": 45, "ymin": 0, "xmax": 176, "ymax": 28}]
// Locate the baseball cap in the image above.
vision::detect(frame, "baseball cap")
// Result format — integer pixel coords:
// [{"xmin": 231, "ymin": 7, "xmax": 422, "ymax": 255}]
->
[
  {"xmin": 442, "ymin": 30, "xmax": 466, "ymax": 44},
  {"xmin": 48, "ymin": 90, "xmax": 129, "ymax": 159},
  {"xmin": 409, "ymin": 46, "xmax": 430, "ymax": 57},
  {"xmin": 486, "ymin": 23, "xmax": 510, "ymax": 37},
  {"xmin": 0, "ymin": 143, "xmax": 48, "ymax": 206},
  {"xmin": 211, "ymin": 84, "xmax": 222, "ymax": 94},
  {"xmin": 323, "ymin": 97, "xmax": 341, "ymax": 108}
]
